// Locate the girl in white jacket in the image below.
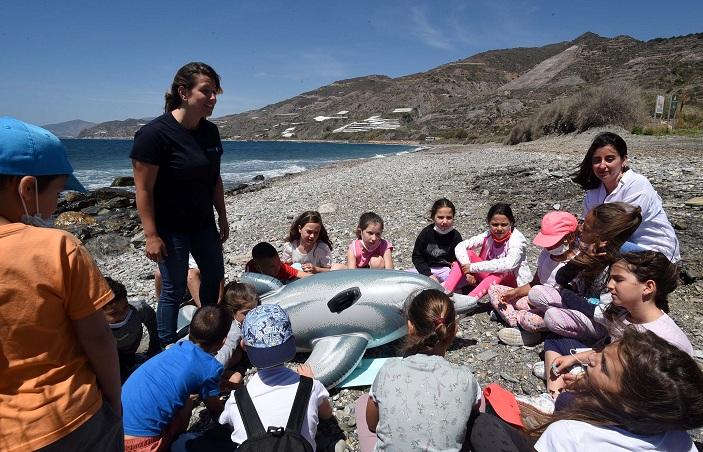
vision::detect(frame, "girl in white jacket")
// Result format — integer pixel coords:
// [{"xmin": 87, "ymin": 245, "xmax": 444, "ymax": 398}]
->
[{"xmin": 443, "ymin": 203, "xmax": 531, "ymax": 303}]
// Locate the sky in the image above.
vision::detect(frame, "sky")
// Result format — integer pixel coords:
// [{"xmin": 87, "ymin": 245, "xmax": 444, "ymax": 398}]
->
[{"xmin": 2, "ymin": 0, "xmax": 702, "ymax": 126}]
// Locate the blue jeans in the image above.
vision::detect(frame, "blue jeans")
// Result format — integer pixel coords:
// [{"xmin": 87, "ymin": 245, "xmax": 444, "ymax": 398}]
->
[{"xmin": 157, "ymin": 224, "xmax": 224, "ymax": 346}]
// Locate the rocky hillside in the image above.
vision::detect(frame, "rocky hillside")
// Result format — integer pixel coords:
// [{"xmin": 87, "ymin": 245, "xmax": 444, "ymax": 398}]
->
[
  {"xmin": 43, "ymin": 119, "xmax": 96, "ymax": 138},
  {"xmin": 79, "ymin": 32, "xmax": 703, "ymax": 141}
]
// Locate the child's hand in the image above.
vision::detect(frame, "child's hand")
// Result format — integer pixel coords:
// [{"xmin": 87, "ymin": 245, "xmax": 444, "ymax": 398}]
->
[
  {"xmin": 302, "ymin": 263, "xmax": 315, "ymax": 273},
  {"xmin": 500, "ymin": 288, "xmax": 518, "ymax": 303},
  {"xmin": 552, "ymin": 355, "xmax": 578, "ymax": 376},
  {"xmin": 220, "ymin": 370, "xmax": 245, "ymax": 391},
  {"xmin": 465, "ymin": 274, "xmax": 477, "ymax": 286},
  {"xmin": 562, "ymin": 372, "xmax": 583, "ymax": 387},
  {"xmin": 461, "ymin": 263, "xmax": 471, "ymax": 274},
  {"xmin": 582, "ymin": 240, "xmax": 608, "ymax": 257},
  {"xmin": 297, "ymin": 363, "xmax": 315, "ymax": 378}
]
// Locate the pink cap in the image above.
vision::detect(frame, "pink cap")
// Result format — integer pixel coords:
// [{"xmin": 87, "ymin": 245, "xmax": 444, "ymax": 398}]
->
[{"xmin": 533, "ymin": 211, "xmax": 578, "ymax": 248}]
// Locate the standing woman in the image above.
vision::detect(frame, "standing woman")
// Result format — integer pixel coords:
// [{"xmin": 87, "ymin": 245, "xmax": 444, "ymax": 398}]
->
[
  {"xmin": 131, "ymin": 62, "xmax": 228, "ymax": 347},
  {"xmin": 573, "ymin": 132, "xmax": 680, "ymax": 262}
]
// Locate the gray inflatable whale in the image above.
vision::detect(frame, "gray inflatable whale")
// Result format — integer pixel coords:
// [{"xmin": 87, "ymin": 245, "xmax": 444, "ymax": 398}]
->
[{"xmin": 241, "ymin": 269, "xmax": 478, "ymax": 388}]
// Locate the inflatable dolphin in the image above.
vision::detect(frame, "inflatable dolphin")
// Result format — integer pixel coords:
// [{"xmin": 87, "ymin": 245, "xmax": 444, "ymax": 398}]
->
[{"xmin": 241, "ymin": 269, "xmax": 478, "ymax": 388}]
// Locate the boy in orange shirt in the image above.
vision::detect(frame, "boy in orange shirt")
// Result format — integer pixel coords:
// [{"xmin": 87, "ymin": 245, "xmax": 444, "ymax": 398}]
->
[{"xmin": 0, "ymin": 117, "xmax": 122, "ymax": 451}]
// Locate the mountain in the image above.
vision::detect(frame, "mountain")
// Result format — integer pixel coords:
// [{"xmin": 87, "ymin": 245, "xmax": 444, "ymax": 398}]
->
[
  {"xmin": 77, "ymin": 118, "xmax": 154, "ymax": 138},
  {"xmin": 79, "ymin": 31, "xmax": 703, "ymax": 141},
  {"xmin": 42, "ymin": 120, "xmax": 96, "ymax": 138}
]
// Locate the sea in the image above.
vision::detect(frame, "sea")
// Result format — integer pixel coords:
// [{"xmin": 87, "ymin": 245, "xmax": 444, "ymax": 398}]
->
[{"xmin": 61, "ymin": 139, "xmax": 420, "ymax": 190}]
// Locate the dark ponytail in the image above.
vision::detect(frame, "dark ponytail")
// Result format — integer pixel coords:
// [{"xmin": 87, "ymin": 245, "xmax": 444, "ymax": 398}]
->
[{"xmin": 401, "ymin": 289, "xmax": 456, "ymax": 357}]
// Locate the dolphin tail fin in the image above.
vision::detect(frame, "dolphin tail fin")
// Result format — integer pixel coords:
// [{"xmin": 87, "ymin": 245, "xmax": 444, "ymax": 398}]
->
[{"xmin": 305, "ymin": 334, "xmax": 370, "ymax": 389}]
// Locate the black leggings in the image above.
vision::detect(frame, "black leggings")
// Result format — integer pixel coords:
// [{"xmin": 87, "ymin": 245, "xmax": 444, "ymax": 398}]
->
[{"xmin": 468, "ymin": 413, "xmax": 536, "ymax": 452}]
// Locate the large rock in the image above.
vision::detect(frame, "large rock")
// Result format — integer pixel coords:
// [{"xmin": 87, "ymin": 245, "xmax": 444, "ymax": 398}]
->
[
  {"xmin": 102, "ymin": 197, "xmax": 133, "ymax": 209},
  {"xmin": 92, "ymin": 187, "xmax": 135, "ymax": 201},
  {"xmin": 57, "ymin": 192, "xmax": 95, "ymax": 213},
  {"xmin": 55, "ymin": 211, "xmax": 96, "ymax": 227},
  {"xmin": 85, "ymin": 234, "xmax": 131, "ymax": 257},
  {"xmin": 111, "ymin": 176, "xmax": 135, "ymax": 187}
]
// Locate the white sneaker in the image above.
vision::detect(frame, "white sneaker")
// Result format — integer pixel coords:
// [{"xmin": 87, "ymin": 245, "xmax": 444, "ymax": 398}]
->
[
  {"xmin": 532, "ymin": 361, "xmax": 546, "ymax": 380},
  {"xmin": 515, "ymin": 393, "xmax": 555, "ymax": 415},
  {"xmin": 497, "ymin": 327, "xmax": 542, "ymax": 346}
]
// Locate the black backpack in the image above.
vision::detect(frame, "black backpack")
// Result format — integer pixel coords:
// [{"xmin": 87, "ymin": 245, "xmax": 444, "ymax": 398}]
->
[{"xmin": 234, "ymin": 375, "xmax": 314, "ymax": 452}]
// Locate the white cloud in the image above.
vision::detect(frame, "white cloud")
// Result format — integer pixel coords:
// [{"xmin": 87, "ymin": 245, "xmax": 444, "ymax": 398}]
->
[{"xmin": 410, "ymin": 6, "xmax": 453, "ymax": 50}]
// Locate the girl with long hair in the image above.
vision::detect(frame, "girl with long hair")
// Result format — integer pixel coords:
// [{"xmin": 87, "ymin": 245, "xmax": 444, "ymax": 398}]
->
[
  {"xmin": 470, "ymin": 328, "xmax": 703, "ymax": 452},
  {"xmin": 281, "ymin": 210, "xmax": 334, "ymax": 273}
]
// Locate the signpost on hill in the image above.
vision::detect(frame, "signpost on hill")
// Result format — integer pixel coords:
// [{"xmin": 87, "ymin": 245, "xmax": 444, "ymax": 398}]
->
[
  {"xmin": 667, "ymin": 95, "xmax": 679, "ymax": 123},
  {"xmin": 654, "ymin": 95, "xmax": 665, "ymax": 118}
]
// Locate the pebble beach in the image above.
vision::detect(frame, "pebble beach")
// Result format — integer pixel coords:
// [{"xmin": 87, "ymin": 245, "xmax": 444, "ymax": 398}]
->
[{"xmin": 94, "ymin": 129, "xmax": 703, "ymax": 449}]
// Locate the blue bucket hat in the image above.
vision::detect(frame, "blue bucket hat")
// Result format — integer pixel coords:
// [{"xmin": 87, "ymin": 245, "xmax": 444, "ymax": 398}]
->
[
  {"xmin": 242, "ymin": 304, "xmax": 296, "ymax": 368},
  {"xmin": 0, "ymin": 116, "xmax": 86, "ymax": 192}
]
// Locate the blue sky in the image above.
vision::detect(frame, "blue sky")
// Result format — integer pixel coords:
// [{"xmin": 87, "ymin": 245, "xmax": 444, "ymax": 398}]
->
[{"xmin": 2, "ymin": 0, "xmax": 701, "ymax": 125}]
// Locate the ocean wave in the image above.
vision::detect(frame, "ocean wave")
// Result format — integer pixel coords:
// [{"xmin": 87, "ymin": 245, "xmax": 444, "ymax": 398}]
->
[{"xmin": 220, "ymin": 163, "xmax": 308, "ymax": 185}]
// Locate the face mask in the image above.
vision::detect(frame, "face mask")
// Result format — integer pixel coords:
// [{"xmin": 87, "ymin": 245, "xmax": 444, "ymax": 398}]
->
[
  {"xmin": 434, "ymin": 225, "xmax": 454, "ymax": 235},
  {"xmin": 18, "ymin": 180, "xmax": 54, "ymax": 228},
  {"xmin": 109, "ymin": 309, "xmax": 143, "ymax": 353},
  {"xmin": 491, "ymin": 229, "xmax": 512, "ymax": 244},
  {"xmin": 108, "ymin": 308, "xmax": 134, "ymax": 329},
  {"xmin": 547, "ymin": 242, "xmax": 570, "ymax": 256}
]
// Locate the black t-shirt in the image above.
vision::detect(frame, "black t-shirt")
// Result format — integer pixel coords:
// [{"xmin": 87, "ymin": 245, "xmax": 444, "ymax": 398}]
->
[
  {"xmin": 411, "ymin": 223, "xmax": 464, "ymax": 276},
  {"xmin": 130, "ymin": 113, "xmax": 223, "ymax": 232}
]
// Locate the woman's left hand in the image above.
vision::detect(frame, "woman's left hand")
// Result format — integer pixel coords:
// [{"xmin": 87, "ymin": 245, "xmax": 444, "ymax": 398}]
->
[{"xmin": 218, "ymin": 215, "xmax": 229, "ymax": 243}]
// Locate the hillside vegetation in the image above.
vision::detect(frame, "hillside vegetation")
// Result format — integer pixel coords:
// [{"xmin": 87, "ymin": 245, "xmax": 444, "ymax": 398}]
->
[{"xmin": 80, "ymin": 32, "xmax": 703, "ymax": 142}]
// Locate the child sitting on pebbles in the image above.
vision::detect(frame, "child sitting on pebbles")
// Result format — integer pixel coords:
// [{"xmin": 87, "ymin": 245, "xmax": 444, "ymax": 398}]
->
[
  {"xmin": 444, "ymin": 203, "xmax": 531, "ymax": 303},
  {"xmin": 488, "ymin": 211, "xmax": 579, "ymax": 346},
  {"xmin": 246, "ymin": 241, "xmax": 312, "ymax": 282},
  {"xmin": 220, "ymin": 304, "xmax": 333, "ymax": 449},
  {"xmin": 217, "ymin": 281, "xmax": 259, "ymax": 390},
  {"xmin": 282, "ymin": 210, "xmax": 334, "ymax": 273},
  {"xmin": 122, "ymin": 305, "xmax": 231, "ymax": 451},
  {"xmin": 102, "ymin": 277, "xmax": 160, "ymax": 382},
  {"xmin": 345, "ymin": 212, "xmax": 394, "ymax": 269}
]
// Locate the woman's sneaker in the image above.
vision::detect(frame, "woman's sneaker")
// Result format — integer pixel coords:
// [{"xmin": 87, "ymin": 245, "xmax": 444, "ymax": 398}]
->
[{"xmin": 497, "ymin": 327, "xmax": 542, "ymax": 346}]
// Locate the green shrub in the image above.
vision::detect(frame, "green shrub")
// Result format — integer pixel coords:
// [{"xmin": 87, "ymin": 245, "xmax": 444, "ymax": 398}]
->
[{"xmin": 506, "ymin": 82, "xmax": 647, "ymax": 144}]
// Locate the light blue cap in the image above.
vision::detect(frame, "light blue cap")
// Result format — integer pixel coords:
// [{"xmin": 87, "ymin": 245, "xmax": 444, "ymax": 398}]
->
[
  {"xmin": 0, "ymin": 116, "xmax": 86, "ymax": 192},
  {"xmin": 242, "ymin": 304, "xmax": 296, "ymax": 368}
]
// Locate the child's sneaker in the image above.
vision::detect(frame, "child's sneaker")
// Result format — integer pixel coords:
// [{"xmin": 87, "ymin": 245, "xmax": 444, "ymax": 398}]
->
[
  {"xmin": 532, "ymin": 361, "xmax": 546, "ymax": 381},
  {"xmin": 515, "ymin": 393, "xmax": 555, "ymax": 415},
  {"xmin": 497, "ymin": 327, "xmax": 542, "ymax": 346},
  {"xmin": 516, "ymin": 393, "xmax": 555, "ymax": 429}
]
